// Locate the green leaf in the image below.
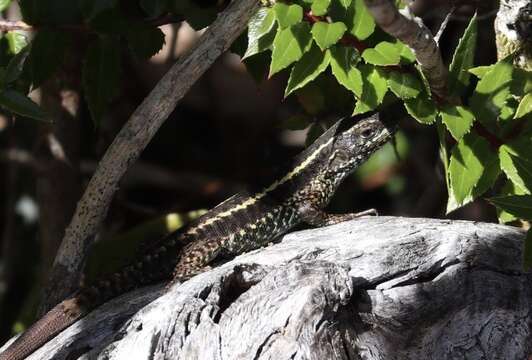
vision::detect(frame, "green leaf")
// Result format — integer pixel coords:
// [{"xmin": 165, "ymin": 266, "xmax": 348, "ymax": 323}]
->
[
  {"xmin": 404, "ymin": 94, "xmax": 437, "ymax": 124},
  {"xmin": 25, "ymin": 30, "xmax": 69, "ymax": 89},
  {"xmin": 351, "ymin": 0, "xmax": 374, "ymax": 40},
  {"xmin": 524, "ymin": 229, "xmax": 532, "ymax": 271},
  {"xmin": 361, "ymin": 41, "xmax": 400, "ymax": 66},
  {"xmin": 270, "ymin": 22, "xmax": 312, "ymax": 77},
  {"xmin": 496, "ymin": 181, "xmax": 525, "ymax": 223},
  {"xmin": 468, "ymin": 65, "xmax": 493, "ymax": 79},
  {"xmin": 5, "ymin": 31, "xmax": 28, "ymax": 54},
  {"xmin": 353, "ymin": 64, "xmax": 387, "ymax": 114},
  {"xmin": 311, "ymin": 22, "xmax": 346, "ymax": 50},
  {"xmin": 311, "ymin": 0, "xmax": 331, "ymax": 16},
  {"xmin": 0, "ymin": 89, "xmax": 47, "ymax": 121},
  {"xmin": 285, "ymin": 46, "xmax": 331, "ymax": 97},
  {"xmin": 387, "ymin": 71, "xmax": 421, "ymax": 99},
  {"xmin": 139, "ymin": 0, "xmax": 167, "ymax": 17},
  {"xmin": 397, "ymin": 42, "xmax": 415, "ymax": 63},
  {"xmin": 273, "ymin": 3, "xmax": 303, "ymax": 29},
  {"xmin": 0, "ymin": 0, "xmax": 11, "ymax": 12},
  {"xmin": 499, "ymin": 143, "xmax": 532, "ymax": 194},
  {"xmin": 470, "ymin": 58, "xmax": 513, "ymax": 130},
  {"xmin": 82, "ymin": 38, "xmax": 121, "ymax": 125},
  {"xmin": 330, "ymin": 45, "xmax": 362, "ymax": 97},
  {"xmin": 244, "ymin": 7, "xmax": 276, "ymax": 59},
  {"xmin": 489, "ymin": 195, "xmax": 532, "ymax": 220},
  {"xmin": 80, "ymin": 0, "xmax": 118, "ymax": 20},
  {"xmin": 448, "ymin": 13, "xmax": 477, "ymax": 95},
  {"xmin": 4, "ymin": 47, "xmax": 29, "ymax": 85},
  {"xmin": 449, "ymin": 133, "xmax": 493, "ymax": 206},
  {"xmin": 515, "ymin": 93, "xmax": 532, "ymax": 119},
  {"xmin": 126, "ymin": 26, "xmax": 165, "ymax": 59},
  {"xmin": 440, "ymin": 105, "xmax": 475, "ymax": 141}
]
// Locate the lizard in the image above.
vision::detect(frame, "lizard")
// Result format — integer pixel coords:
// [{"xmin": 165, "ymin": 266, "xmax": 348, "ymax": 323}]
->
[{"xmin": 0, "ymin": 112, "xmax": 395, "ymax": 360}]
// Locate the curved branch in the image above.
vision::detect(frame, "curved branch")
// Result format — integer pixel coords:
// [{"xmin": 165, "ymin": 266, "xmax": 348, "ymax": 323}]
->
[
  {"xmin": 41, "ymin": 0, "xmax": 260, "ymax": 311},
  {"xmin": 364, "ymin": 0, "xmax": 449, "ymax": 100}
]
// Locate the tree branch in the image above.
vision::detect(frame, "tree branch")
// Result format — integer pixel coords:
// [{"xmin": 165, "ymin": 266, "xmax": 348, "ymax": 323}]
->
[
  {"xmin": 364, "ymin": 0, "xmax": 450, "ymax": 100},
  {"xmin": 41, "ymin": 0, "xmax": 260, "ymax": 310}
]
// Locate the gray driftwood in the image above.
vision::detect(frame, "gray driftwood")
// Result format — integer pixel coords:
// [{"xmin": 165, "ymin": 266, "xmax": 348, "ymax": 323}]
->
[{"xmin": 2, "ymin": 216, "xmax": 531, "ymax": 360}]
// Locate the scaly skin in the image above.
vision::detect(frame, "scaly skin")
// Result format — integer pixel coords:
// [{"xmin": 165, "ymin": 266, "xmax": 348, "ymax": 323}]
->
[{"xmin": 0, "ymin": 113, "xmax": 394, "ymax": 360}]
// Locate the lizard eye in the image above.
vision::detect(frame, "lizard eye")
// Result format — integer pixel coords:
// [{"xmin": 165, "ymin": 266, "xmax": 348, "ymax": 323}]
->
[{"xmin": 360, "ymin": 128, "xmax": 372, "ymax": 138}]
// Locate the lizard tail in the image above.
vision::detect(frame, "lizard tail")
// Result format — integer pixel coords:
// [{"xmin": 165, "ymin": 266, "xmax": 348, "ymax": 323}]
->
[{"xmin": 0, "ymin": 297, "xmax": 87, "ymax": 360}]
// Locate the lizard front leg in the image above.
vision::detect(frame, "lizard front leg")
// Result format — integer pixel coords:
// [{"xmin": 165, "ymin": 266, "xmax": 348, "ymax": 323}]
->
[
  {"xmin": 297, "ymin": 203, "xmax": 377, "ymax": 227},
  {"xmin": 169, "ymin": 239, "xmax": 220, "ymax": 285}
]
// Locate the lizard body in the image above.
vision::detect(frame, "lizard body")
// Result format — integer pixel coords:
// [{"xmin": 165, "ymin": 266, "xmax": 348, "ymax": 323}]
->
[{"xmin": 0, "ymin": 113, "xmax": 394, "ymax": 360}]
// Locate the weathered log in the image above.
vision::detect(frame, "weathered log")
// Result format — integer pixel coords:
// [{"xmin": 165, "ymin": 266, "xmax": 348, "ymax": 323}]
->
[{"xmin": 2, "ymin": 217, "xmax": 530, "ymax": 359}]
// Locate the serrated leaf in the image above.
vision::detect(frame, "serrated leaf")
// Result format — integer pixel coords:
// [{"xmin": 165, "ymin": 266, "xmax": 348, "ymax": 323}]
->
[
  {"xmin": 449, "ymin": 133, "xmax": 493, "ymax": 206},
  {"xmin": 139, "ymin": 0, "xmax": 167, "ymax": 17},
  {"xmin": 270, "ymin": 22, "xmax": 313, "ymax": 77},
  {"xmin": 448, "ymin": 13, "xmax": 477, "ymax": 95},
  {"xmin": 499, "ymin": 143, "xmax": 532, "ymax": 194},
  {"xmin": 441, "ymin": 105, "xmax": 475, "ymax": 141},
  {"xmin": 489, "ymin": 195, "xmax": 532, "ymax": 220},
  {"xmin": 397, "ymin": 42, "xmax": 415, "ymax": 63},
  {"xmin": 82, "ymin": 38, "xmax": 121, "ymax": 125},
  {"xmin": 273, "ymin": 3, "xmax": 302, "ymax": 29},
  {"xmin": 515, "ymin": 93, "xmax": 532, "ymax": 119},
  {"xmin": 351, "ymin": 0, "xmax": 374, "ymax": 40},
  {"xmin": 468, "ymin": 65, "xmax": 493, "ymax": 79},
  {"xmin": 447, "ymin": 147, "xmax": 501, "ymax": 214},
  {"xmin": 330, "ymin": 46, "xmax": 362, "ymax": 97},
  {"xmin": 80, "ymin": 0, "xmax": 118, "ymax": 20},
  {"xmin": 25, "ymin": 30, "xmax": 69, "ymax": 89},
  {"xmin": 497, "ymin": 181, "xmax": 525, "ymax": 223},
  {"xmin": 470, "ymin": 58, "xmax": 513, "ymax": 130},
  {"xmin": 387, "ymin": 71, "xmax": 421, "ymax": 99},
  {"xmin": 285, "ymin": 46, "xmax": 331, "ymax": 97},
  {"xmin": 0, "ymin": 89, "xmax": 48, "ymax": 121},
  {"xmin": 311, "ymin": 22, "xmax": 346, "ymax": 50},
  {"xmin": 244, "ymin": 8, "xmax": 276, "ymax": 59},
  {"xmin": 404, "ymin": 94, "xmax": 437, "ymax": 124},
  {"xmin": 311, "ymin": 0, "xmax": 331, "ymax": 16},
  {"xmin": 0, "ymin": 0, "xmax": 11, "ymax": 12},
  {"xmin": 4, "ymin": 47, "xmax": 29, "ymax": 85},
  {"xmin": 126, "ymin": 26, "xmax": 165, "ymax": 59},
  {"xmin": 362, "ymin": 41, "xmax": 400, "ymax": 66},
  {"xmin": 5, "ymin": 31, "xmax": 28, "ymax": 54},
  {"xmin": 353, "ymin": 64, "xmax": 387, "ymax": 114}
]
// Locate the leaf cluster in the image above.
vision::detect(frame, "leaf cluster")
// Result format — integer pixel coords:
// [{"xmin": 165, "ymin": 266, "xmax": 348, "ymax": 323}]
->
[{"xmin": 0, "ymin": 0, "xmax": 221, "ymax": 125}]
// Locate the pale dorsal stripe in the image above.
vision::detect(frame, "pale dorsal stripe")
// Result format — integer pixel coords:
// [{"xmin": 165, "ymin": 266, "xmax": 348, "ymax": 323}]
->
[{"xmin": 186, "ymin": 137, "xmax": 334, "ymax": 234}]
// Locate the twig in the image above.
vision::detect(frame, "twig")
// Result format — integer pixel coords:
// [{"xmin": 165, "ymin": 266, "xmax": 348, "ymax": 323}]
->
[
  {"xmin": 42, "ymin": 0, "xmax": 260, "ymax": 309},
  {"xmin": 363, "ymin": 0, "xmax": 449, "ymax": 100},
  {"xmin": 434, "ymin": 6, "xmax": 456, "ymax": 43},
  {"xmin": 0, "ymin": 20, "xmax": 32, "ymax": 32}
]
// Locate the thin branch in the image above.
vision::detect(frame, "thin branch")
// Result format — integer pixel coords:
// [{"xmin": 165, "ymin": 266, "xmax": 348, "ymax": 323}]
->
[
  {"xmin": 0, "ymin": 20, "xmax": 32, "ymax": 32},
  {"xmin": 434, "ymin": 6, "xmax": 456, "ymax": 43},
  {"xmin": 363, "ymin": 0, "xmax": 450, "ymax": 101},
  {"xmin": 41, "ymin": 0, "xmax": 260, "ymax": 310}
]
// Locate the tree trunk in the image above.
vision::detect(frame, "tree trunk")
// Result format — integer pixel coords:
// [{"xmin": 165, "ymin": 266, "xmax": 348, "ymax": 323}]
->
[{"xmin": 1, "ymin": 216, "xmax": 530, "ymax": 359}]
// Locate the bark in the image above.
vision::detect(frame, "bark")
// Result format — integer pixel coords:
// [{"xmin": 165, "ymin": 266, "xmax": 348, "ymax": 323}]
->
[{"xmin": 3, "ymin": 217, "xmax": 530, "ymax": 360}]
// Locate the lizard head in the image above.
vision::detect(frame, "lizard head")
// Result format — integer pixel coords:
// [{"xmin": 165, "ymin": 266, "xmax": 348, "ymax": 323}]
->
[{"xmin": 327, "ymin": 113, "xmax": 396, "ymax": 174}]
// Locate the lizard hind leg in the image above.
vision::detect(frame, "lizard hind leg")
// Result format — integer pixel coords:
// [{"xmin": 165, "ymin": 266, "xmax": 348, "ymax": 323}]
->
[{"xmin": 167, "ymin": 240, "xmax": 221, "ymax": 288}]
